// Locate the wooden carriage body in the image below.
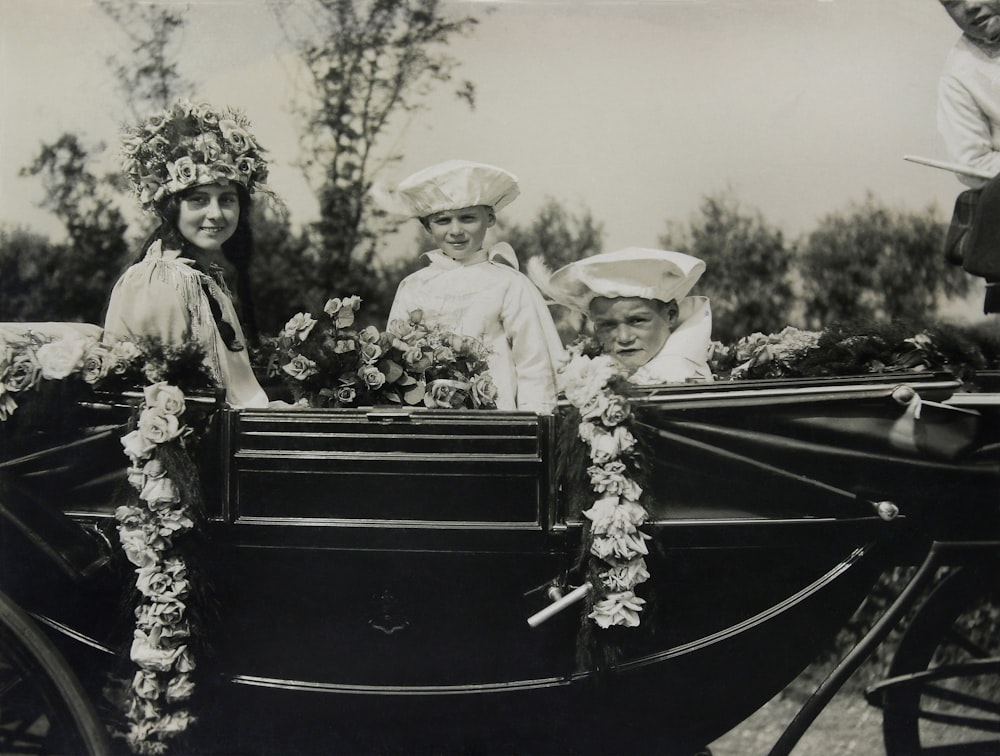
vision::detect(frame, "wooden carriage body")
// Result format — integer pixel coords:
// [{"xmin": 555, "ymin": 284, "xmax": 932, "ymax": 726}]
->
[{"xmin": 1, "ymin": 372, "xmax": 998, "ymax": 754}]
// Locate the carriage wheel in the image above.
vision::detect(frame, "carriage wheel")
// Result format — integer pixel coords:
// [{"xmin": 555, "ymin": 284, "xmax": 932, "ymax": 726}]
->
[
  {"xmin": 0, "ymin": 588, "xmax": 110, "ymax": 755},
  {"xmin": 881, "ymin": 565, "xmax": 1000, "ymax": 755}
]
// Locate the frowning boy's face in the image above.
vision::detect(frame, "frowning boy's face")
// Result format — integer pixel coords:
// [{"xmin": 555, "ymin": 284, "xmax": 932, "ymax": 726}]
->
[
  {"xmin": 941, "ymin": 1, "xmax": 1000, "ymax": 44},
  {"xmin": 589, "ymin": 296, "xmax": 679, "ymax": 371},
  {"xmin": 424, "ymin": 205, "xmax": 495, "ymax": 263}
]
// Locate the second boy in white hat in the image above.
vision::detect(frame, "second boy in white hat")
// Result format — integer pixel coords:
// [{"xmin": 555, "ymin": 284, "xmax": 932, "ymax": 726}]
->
[
  {"xmin": 379, "ymin": 160, "xmax": 565, "ymax": 412},
  {"xmin": 546, "ymin": 247, "xmax": 714, "ymax": 385}
]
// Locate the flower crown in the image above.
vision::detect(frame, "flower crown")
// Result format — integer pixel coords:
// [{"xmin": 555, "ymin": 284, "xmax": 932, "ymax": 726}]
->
[{"xmin": 121, "ymin": 99, "xmax": 270, "ymax": 211}]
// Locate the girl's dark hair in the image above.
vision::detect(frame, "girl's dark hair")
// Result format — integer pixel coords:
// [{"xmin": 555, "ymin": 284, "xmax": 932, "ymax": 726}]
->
[{"xmin": 135, "ymin": 184, "xmax": 260, "ymax": 349}]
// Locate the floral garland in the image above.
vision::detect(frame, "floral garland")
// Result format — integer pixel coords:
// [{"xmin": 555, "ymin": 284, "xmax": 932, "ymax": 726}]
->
[
  {"xmin": 558, "ymin": 344, "xmax": 651, "ymax": 629},
  {"xmin": 707, "ymin": 321, "xmax": 1000, "ymax": 382},
  {"xmin": 115, "ymin": 383, "xmax": 198, "ymax": 754},
  {"xmin": 261, "ymin": 295, "xmax": 499, "ymax": 409},
  {"xmin": 0, "ymin": 326, "xmax": 214, "ymax": 422}
]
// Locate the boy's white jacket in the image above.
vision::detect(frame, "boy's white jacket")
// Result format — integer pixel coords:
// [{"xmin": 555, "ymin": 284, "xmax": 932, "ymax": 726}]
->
[{"xmin": 387, "ymin": 244, "xmax": 565, "ymax": 412}]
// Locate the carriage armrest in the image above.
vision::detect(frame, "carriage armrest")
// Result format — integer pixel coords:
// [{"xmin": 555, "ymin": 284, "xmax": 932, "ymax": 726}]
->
[
  {"xmin": 0, "ymin": 470, "xmax": 111, "ymax": 581},
  {"xmin": 0, "ymin": 322, "xmax": 103, "ymax": 341}
]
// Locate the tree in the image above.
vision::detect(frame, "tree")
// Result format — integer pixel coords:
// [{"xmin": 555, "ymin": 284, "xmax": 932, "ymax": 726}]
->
[
  {"xmin": 501, "ymin": 198, "xmax": 605, "ymax": 342},
  {"xmin": 798, "ymin": 195, "xmax": 972, "ymax": 327},
  {"xmin": 659, "ymin": 190, "xmax": 795, "ymax": 343},
  {"xmin": 246, "ymin": 203, "xmax": 317, "ymax": 335},
  {"xmin": 0, "ymin": 225, "xmax": 61, "ymax": 321},
  {"xmin": 501, "ymin": 197, "xmax": 605, "ymax": 271},
  {"xmin": 273, "ymin": 0, "xmax": 480, "ymax": 310},
  {"xmin": 96, "ymin": 0, "xmax": 191, "ymax": 119},
  {"xmin": 4, "ymin": 2, "xmax": 192, "ymax": 323},
  {"xmin": 18, "ymin": 134, "xmax": 130, "ymax": 322}
]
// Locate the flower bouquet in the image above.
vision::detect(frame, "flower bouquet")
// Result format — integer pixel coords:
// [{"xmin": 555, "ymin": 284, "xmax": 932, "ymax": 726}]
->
[{"xmin": 261, "ymin": 296, "xmax": 498, "ymax": 410}]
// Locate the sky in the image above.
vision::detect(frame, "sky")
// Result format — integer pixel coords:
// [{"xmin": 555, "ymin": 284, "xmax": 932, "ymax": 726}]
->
[{"xmin": 0, "ymin": 0, "xmax": 980, "ymax": 288}]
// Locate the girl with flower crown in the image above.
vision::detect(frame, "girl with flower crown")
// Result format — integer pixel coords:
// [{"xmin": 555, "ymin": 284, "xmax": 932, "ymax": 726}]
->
[{"xmin": 104, "ymin": 100, "xmax": 272, "ymax": 408}]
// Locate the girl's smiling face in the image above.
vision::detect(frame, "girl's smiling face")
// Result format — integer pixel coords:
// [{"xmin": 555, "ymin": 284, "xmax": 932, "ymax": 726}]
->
[
  {"xmin": 424, "ymin": 205, "xmax": 495, "ymax": 264},
  {"xmin": 177, "ymin": 183, "xmax": 241, "ymax": 251}
]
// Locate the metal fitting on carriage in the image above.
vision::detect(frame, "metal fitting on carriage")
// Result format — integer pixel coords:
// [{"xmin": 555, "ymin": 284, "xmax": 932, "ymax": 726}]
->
[
  {"xmin": 873, "ymin": 501, "xmax": 899, "ymax": 521},
  {"xmin": 890, "ymin": 385, "xmax": 917, "ymax": 406}
]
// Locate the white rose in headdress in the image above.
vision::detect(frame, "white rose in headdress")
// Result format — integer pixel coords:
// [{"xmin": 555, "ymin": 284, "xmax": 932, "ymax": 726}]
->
[
  {"xmin": 191, "ymin": 133, "xmax": 222, "ymax": 162},
  {"xmin": 144, "ymin": 113, "xmax": 168, "ymax": 134},
  {"xmin": 122, "ymin": 136, "xmax": 145, "ymax": 157},
  {"xmin": 219, "ymin": 119, "xmax": 253, "ymax": 153},
  {"xmin": 139, "ymin": 176, "xmax": 162, "ymax": 206},
  {"xmin": 147, "ymin": 134, "xmax": 170, "ymax": 154},
  {"xmin": 236, "ymin": 156, "xmax": 257, "ymax": 180},
  {"xmin": 210, "ymin": 159, "xmax": 240, "ymax": 183},
  {"xmin": 167, "ymin": 157, "xmax": 198, "ymax": 188},
  {"xmin": 197, "ymin": 104, "xmax": 220, "ymax": 127}
]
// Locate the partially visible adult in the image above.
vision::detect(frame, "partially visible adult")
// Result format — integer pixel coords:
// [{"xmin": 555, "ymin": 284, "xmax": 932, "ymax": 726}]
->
[
  {"xmin": 547, "ymin": 248, "xmax": 713, "ymax": 385},
  {"xmin": 104, "ymin": 100, "xmax": 272, "ymax": 407},
  {"xmin": 937, "ymin": 0, "xmax": 1000, "ymax": 311}
]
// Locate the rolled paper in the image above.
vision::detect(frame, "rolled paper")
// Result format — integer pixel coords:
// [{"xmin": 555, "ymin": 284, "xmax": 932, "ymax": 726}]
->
[
  {"xmin": 527, "ymin": 582, "xmax": 592, "ymax": 627},
  {"xmin": 903, "ymin": 154, "xmax": 994, "ymax": 181}
]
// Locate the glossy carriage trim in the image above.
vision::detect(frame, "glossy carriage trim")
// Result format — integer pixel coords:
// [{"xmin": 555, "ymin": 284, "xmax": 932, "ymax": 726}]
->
[
  {"xmin": 572, "ymin": 374, "xmax": 963, "ymax": 409},
  {"xmin": 30, "ymin": 613, "xmax": 116, "ymax": 656},
  {"xmin": 230, "ymin": 545, "xmax": 869, "ymax": 695}
]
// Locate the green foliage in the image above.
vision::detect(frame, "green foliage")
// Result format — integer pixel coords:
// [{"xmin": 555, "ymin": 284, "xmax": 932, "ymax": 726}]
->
[
  {"xmin": 501, "ymin": 197, "xmax": 606, "ymax": 343},
  {"xmin": 798, "ymin": 194, "xmax": 972, "ymax": 327},
  {"xmin": 96, "ymin": 0, "xmax": 191, "ymax": 118},
  {"xmin": 15, "ymin": 134, "xmax": 130, "ymax": 322},
  {"xmin": 660, "ymin": 190, "xmax": 795, "ymax": 343},
  {"xmin": 501, "ymin": 197, "xmax": 605, "ymax": 271},
  {"xmin": 0, "ymin": 226, "xmax": 58, "ymax": 321},
  {"xmin": 275, "ymin": 0, "xmax": 480, "ymax": 296},
  {"xmin": 246, "ymin": 203, "xmax": 318, "ymax": 335}
]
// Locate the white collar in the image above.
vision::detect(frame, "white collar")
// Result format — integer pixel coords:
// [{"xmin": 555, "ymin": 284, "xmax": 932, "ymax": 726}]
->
[{"xmin": 423, "ymin": 242, "xmax": 519, "ymax": 271}]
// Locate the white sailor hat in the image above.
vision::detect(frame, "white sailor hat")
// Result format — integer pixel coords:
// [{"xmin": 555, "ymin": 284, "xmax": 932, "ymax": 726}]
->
[
  {"xmin": 373, "ymin": 159, "xmax": 520, "ymax": 218},
  {"xmin": 547, "ymin": 247, "xmax": 706, "ymax": 314}
]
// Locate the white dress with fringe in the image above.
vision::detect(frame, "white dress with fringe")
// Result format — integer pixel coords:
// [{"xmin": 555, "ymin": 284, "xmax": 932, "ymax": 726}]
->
[{"xmin": 103, "ymin": 241, "xmax": 268, "ymax": 408}]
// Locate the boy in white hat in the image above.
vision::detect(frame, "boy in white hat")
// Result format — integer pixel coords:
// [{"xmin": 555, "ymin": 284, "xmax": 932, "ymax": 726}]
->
[
  {"xmin": 379, "ymin": 160, "xmax": 565, "ymax": 412},
  {"xmin": 546, "ymin": 248, "xmax": 714, "ymax": 385}
]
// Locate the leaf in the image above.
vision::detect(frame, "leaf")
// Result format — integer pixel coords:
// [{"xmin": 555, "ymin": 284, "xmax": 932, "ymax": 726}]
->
[
  {"xmin": 379, "ymin": 358, "xmax": 404, "ymax": 384},
  {"xmin": 403, "ymin": 382, "xmax": 425, "ymax": 405}
]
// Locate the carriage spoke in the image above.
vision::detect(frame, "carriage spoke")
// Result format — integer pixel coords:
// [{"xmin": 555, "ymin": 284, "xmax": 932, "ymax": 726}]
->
[
  {"xmin": 917, "ymin": 742, "xmax": 1000, "ymax": 756},
  {"xmin": 920, "ymin": 681, "xmax": 1000, "ymax": 717},
  {"xmin": 942, "ymin": 626, "xmax": 991, "ymax": 660},
  {"xmin": 916, "ymin": 705, "xmax": 1000, "ymax": 732}
]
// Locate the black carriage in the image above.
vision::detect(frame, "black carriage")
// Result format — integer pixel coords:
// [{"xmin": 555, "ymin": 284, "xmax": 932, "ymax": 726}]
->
[{"xmin": 1, "ymin": 365, "xmax": 998, "ymax": 755}]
